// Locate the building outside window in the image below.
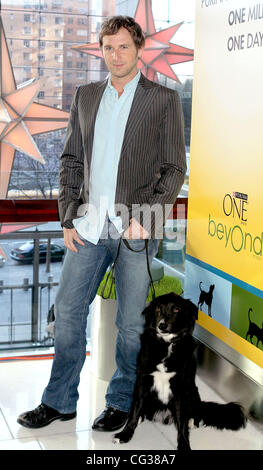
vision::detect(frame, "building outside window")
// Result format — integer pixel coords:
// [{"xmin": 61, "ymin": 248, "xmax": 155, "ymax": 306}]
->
[{"xmin": 0, "ymin": 0, "xmax": 194, "ymax": 349}]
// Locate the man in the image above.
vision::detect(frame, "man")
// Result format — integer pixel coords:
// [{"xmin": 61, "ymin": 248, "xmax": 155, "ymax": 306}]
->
[{"xmin": 17, "ymin": 16, "xmax": 186, "ymax": 432}]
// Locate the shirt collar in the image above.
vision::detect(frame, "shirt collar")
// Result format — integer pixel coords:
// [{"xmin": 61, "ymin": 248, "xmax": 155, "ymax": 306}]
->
[{"xmin": 107, "ymin": 70, "xmax": 141, "ymax": 92}]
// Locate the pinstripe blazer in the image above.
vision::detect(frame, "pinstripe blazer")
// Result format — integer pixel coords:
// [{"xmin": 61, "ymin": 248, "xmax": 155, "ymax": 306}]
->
[{"xmin": 58, "ymin": 73, "xmax": 186, "ymax": 238}]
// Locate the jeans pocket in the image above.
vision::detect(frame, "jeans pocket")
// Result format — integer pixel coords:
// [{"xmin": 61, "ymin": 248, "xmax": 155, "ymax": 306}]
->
[
  {"xmin": 77, "ymin": 231, "xmax": 86, "ymax": 241},
  {"xmin": 122, "ymin": 238, "xmax": 147, "ymax": 253}
]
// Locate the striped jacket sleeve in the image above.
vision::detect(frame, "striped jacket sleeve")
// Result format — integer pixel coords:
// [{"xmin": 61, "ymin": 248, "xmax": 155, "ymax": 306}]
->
[
  {"xmin": 58, "ymin": 87, "xmax": 84, "ymax": 228},
  {"xmin": 131, "ymin": 89, "xmax": 186, "ymax": 237}
]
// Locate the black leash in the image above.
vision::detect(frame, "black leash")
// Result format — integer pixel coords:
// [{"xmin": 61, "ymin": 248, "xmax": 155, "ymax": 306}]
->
[
  {"xmin": 101, "ymin": 237, "xmax": 121, "ymax": 300},
  {"xmin": 101, "ymin": 238, "xmax": 156, "ymax": 300}
]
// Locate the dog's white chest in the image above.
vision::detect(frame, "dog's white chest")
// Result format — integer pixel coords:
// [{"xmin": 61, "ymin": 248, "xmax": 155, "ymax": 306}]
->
[{"xmin": 150, "ymin": 362, "xmax": 176, "ymax": 405}]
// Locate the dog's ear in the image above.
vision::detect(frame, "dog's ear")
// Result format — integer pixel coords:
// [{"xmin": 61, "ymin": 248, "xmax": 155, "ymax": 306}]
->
[
  {"xmin": 185, "ymin": 299, "xmax": 198, "ymax": 321},
  {"xmin": 142, "ymin": 302, "xmax": 156, "ymax": 327}
]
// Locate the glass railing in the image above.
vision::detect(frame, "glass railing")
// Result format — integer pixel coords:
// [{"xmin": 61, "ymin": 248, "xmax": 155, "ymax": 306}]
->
[
  {"xmin": 0, "ymin": 198, "xmax": 187, "ymax": 351},
  {"xmin": 0, "ymin": 223, "xmax": 64, "ymax": 349}
]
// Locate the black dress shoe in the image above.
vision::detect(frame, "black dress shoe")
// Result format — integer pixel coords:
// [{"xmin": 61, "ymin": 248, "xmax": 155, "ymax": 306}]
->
[
  {"xmin": 92, "ymin": 407, "xmax": 128, "ymax": 432},
  {"xmin": 17, "ymin": 403, "xmax": 76, "ymax": 429}
]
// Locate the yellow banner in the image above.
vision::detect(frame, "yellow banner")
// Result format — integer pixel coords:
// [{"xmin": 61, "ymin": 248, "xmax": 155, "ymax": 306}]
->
[{"xmin": 185, "ymin": 0, "xmax": 263, "ymax": 364}]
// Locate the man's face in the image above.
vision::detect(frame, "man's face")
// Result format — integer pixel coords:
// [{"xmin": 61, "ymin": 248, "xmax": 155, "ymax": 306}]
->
[{"xmin": 101, "ymin": 27, "xmax": 142, "ymax": 83}]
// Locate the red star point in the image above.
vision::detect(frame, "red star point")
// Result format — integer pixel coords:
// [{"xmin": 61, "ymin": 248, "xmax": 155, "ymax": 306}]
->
[{"xmin": 0, "ymin": 17, "xmax": 69, "ymax": 199}]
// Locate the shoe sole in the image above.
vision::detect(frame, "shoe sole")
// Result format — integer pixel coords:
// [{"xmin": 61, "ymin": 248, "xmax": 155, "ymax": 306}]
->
[{"xmin": 17, "ymin": 412, "xmax": 76, "ymax": 429}]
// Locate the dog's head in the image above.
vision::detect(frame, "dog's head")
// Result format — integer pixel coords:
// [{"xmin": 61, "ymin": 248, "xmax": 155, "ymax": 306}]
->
[{"xmin": 143, "ymin": 292, "xmax": 198, "ymax": 341}]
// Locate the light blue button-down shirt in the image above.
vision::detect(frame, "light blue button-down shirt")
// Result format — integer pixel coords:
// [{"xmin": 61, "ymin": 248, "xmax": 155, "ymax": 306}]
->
[{"xmin": 73, "ymin": 71, "xmax": 141, "ymax": 244}]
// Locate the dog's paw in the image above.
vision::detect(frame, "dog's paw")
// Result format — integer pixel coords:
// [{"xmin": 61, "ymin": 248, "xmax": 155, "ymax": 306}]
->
[
  {"xmin": 112, "ymin": 430, "xmax": 133, "ymax": 444},
  {"xmin": 188, "ymin": 418, "xmax": 198, "ymax": 429},
  {"xmin": 188, "ymin": 418, "xmax": 195, "ymax": 429},
  {"xmin": 188, "ymin": 417, "xmax": 203, "ymax": 429}
]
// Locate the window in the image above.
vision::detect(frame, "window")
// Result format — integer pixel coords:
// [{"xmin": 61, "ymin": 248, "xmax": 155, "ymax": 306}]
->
[
  {"xmin": 23, "ymin": 52, "xmax": 32, "ymax": 61},
  {"xmin": 24, "ymin": 40, "xmax": 32, "ymax": 47},
  {"xmin": 55, "ymin": 54, "xmax": 63, "ymax": 63},
  {"xmin": 24, "ymin": 26, "xmax": 32, "ymax": 34},
  {"xmin": 77, "ymin": 30, "xmax": 87, "ymax": 37},
  {"xmin": 55, "ymin": 17, "xmax": 63, "ymax": 24},
  {"xmin": 78, "ymin": 18, "xmax": 87, "ymax": 25},
  {"xmin": 55, "ymin": 29, "xmax": 63, "ymax": 38},
  {"xmin": 52, "ymin": 0, "xmax": 63, "ymax": 6},
  {"xmin": 1, "ymin": 0, "xmax": 121, "ymax": 205},
  {"xmin": 0, "ymin": 0, "xmax": 194, "ymax": 361},
  {"xmin": 54, "ymin": 79, "xmax": 62, "ymax": 87},
  {"xmin": 76, "ymin": 62, "xmax": 86, "ymax": 69},
  {"xmin": 77, "ymin": 72, "xmax": 85, "ymax": 79}
]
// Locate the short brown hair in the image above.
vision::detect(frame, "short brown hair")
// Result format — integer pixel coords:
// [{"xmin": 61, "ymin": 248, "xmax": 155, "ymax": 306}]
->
[{"xmin": 99, "ymin": 15, "xmax": 145, "ymax": 49}]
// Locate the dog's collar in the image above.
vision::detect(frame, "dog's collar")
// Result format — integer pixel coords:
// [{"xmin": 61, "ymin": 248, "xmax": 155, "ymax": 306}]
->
[
  {"xmin": 157, "ymin": 331, "xmax": 177, "ymax": 343},
  {"xmin": 146, "ymin": 327, "xmax": 192, "ymax": 344}
]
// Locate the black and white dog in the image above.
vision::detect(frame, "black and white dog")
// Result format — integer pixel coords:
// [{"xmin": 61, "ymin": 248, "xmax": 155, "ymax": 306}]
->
[{"xmin": 113, "ymin": 292, "xmax": 246, "ymax": 451}]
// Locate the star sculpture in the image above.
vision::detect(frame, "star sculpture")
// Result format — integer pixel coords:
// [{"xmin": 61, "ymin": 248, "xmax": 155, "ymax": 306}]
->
[
  {"xmin": 0, "ymin": 17, "xmax": 69, "ymax": 199},
  {"xmin": 72, "ymin": 0, "xmax": 194, "ymax": 82}
]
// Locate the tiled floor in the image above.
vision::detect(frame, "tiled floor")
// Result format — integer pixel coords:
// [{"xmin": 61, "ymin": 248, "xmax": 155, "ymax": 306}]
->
[{"xmin": 0, "ymin": 355, "xmax": 262, "ymax": 451}]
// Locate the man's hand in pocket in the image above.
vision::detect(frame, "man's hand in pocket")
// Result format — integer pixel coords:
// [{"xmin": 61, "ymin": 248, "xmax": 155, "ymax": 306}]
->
[{"xmin": 63, "ymin": 227, "xmax": 85, "ymax": 252}]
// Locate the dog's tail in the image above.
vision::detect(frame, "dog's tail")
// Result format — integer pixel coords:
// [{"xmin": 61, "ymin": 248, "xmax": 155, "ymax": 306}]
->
[{"xmin": 200, "ymin": 401, "xmax": 247, "ymax": 430}]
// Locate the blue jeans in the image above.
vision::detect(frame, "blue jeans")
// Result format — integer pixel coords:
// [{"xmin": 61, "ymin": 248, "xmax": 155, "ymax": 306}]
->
[{"xmin": 41, "ymin": 221, "xmax": 159, "ymax": 414}]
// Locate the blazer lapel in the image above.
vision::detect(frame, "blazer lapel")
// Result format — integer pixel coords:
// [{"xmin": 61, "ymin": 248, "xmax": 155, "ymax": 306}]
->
[
  {"xmin": 121, "ymin": 73, "xmax": 159, "ymax": 155},
  {"xmin": 85, "ymin": 79, "xmax": 107, "ymax": 166}
]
